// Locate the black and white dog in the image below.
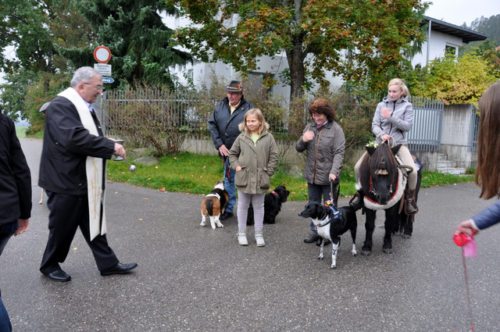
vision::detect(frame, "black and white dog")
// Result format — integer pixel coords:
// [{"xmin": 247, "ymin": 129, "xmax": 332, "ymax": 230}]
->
[
  {"xmin": 299, "ymin": 202, "xmax": 357, "ymax": 269},
  {"xmin": 247, "ymin": 185, "xmax": 290, "ymax": 225}
]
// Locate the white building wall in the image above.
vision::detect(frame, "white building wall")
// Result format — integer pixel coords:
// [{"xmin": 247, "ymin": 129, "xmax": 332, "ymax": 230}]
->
[{"xmin": 412, "ymin": 31, "xmax": 464, "ymax": 67}]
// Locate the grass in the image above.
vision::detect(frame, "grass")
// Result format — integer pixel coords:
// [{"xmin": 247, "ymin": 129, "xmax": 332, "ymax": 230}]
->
[
  {"xmin": 16, "ymin": 126, "xmax": 28, "ymax": 138},
  {"xmin": 107, "ymin": 152, "xmax": 475, "ymax": 201}
]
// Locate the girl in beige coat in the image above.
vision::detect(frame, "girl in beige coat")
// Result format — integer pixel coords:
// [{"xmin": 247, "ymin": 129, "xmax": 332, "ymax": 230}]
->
[{"xmin": 229, "ymin": 108, "xmax": 279, "ymax": 246}]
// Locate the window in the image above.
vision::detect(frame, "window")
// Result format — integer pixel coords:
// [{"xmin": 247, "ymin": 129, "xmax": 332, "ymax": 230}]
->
[{"xmin": 445, "ymin": 44, "xmax": 458, "ymax": 59}]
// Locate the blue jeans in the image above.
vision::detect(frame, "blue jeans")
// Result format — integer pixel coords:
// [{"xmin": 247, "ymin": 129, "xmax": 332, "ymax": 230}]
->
[
  {"xmin": 307, "ymin": 184, "xmax": 332, "ymax": 234},
  {"xmin": 223, "ymin": 158, "xmax": 236, "ymax": 214},
  {"xmin": 0, "ymin": 221, "xmax": 16, "ymax": 332},
  {"xmin": 0, "ymin": 296, "xmax": 11, "ymax": 332},
  {"xmin": 306, "ymin": 181, "xmax": 340, "ymax": 234}
]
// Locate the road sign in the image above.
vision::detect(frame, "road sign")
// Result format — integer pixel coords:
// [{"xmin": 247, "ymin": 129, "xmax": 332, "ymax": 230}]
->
[
  {"xmin": 102, "ymin": 76, "xmax": 115, "ymax": 84},
  {"xmin": 94, "ymin": 63, "xmax": 112, "ymax": 76},
  {"xmin": 93, "ymin": 45, "xmax": 112, "ymax": 64}
]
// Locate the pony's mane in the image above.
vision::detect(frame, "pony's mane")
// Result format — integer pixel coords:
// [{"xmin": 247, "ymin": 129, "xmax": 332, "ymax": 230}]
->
[{"xmin": 359, "ymin": 143, "xmax": 398, "ymax": 195}]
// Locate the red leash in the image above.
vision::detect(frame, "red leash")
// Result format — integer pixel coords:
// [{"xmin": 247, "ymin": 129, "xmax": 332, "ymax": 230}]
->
[
  {"xmin": 460, "ymin": 249, "xmax": 475, "ymax": 332},
  {"xmin": 454, "ymin": 233, "xmax": 476, "ymax": 332}
]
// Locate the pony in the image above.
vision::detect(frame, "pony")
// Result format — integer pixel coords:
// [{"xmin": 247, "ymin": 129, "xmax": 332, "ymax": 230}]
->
[{"xmin": 358, "ymin": 142, "xmax": 418, "ymax": 254}]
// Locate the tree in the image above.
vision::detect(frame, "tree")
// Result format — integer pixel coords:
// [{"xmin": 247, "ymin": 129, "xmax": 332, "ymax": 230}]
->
[
  {"xmin": 413, "ymin": 54, "xmax": 496, "ymax": 105},
  {"xmin": 0, "ymin": 0, "xmax": 58, "ymax": 73},
  {"xmin": 167, "ymin": 0, "xmax": 427, "ymax": 102},
  {"xmin": 469, "ymin": 14, "xmax": 500, "ymax": 45},
  {"xmin": 0, "ymin": 0, "xmax": 57, "ymax": 119},
  {"xmin": 0, "ymin": 0, "xmax": 93, "ymax": 122},
  {"xmin": 77, "ymin": 0, "xmax": 192, "ymax": 88}
]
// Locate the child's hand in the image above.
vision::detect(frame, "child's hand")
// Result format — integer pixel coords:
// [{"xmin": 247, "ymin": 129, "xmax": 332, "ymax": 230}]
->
[
  {"xmin": 236, "ymin": 165, "xmax": 242, "ymax": 172},
  {"xmin": 456, "ymin": 219, "xmax": 479, "ymax": 236}
]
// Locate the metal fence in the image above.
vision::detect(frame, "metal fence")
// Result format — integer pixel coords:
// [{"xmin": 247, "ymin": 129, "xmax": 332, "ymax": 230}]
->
[
  {"xmin": 469, "ymin": 110, "xmax": 480, "ymax": 153},
  {"xmin": 407, "ymin": 97, "xmax": 444, "ymax": 152},
  {"xmin": 101, "ymin": 88, "xmax": 477, "ymax": 157}
]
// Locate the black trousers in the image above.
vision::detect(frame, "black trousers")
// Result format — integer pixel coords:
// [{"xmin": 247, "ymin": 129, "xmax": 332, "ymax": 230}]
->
[
  {"xmin": 40, "ymin": 191, "xmax": 119, "ymax": 274},
  {"xmin": 0, "ymin": 221, "xmax": 17, "ymax": 256}
]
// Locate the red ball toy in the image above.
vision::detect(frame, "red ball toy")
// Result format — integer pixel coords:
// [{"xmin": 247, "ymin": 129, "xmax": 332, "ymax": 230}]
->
[{"xmin": 453, "ymin": 232, "xmax": 471, "ymax": 247}]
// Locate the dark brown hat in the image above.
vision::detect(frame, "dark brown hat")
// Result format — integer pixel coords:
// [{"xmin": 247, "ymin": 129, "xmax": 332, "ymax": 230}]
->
[{"xmin": 226, "ymin": 80, "xmax": 243, "ymax": 93}]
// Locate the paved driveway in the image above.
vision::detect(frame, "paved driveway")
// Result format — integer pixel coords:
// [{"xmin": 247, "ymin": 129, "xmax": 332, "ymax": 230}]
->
[{"xmin": 1, "ymin": 138, "xmax": 499, "ymax": 331}]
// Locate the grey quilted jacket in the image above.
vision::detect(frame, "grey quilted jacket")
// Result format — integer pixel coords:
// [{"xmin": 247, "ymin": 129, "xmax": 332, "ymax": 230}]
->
[
  {"xmin": 372, "ymin": 96, "xmax": 413, "ymax": 145},
  {"xmin": 295, "ymin": 121, "xmax": 345, "ymax": 185}
]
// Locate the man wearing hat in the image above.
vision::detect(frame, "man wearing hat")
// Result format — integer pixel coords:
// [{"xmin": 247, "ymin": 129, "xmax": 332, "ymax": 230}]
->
[{"xmin": 208, "ymin": 80, "xmax": 254, "ymax": 220}]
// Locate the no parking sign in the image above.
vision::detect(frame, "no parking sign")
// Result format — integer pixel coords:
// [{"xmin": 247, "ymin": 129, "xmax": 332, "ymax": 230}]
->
[{"xmin": 93, "ymin": 45, "xmax": 112, "ymax": 64}]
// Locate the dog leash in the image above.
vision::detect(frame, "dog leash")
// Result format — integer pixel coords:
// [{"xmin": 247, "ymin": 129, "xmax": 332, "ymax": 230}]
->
[
  {"xmin": 461, "ymin": 251, "xmax": 475, "ymax": 332},
  {"xmin": 329, "ymin": 180, "xmax": 339, "ymax": 207},
  {"xmin": 453, "ymin": 233, "xmax": 476, "ymax": 332}
]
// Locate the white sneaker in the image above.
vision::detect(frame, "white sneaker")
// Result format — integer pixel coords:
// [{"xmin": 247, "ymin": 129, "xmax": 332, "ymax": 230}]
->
[
  {"xmin": 238, "ymin": 233, "xmax": 248, "ymax": 246},
  {"xmin": 255, "ymin": 234, "xmax": 265, "ymax": 247}
]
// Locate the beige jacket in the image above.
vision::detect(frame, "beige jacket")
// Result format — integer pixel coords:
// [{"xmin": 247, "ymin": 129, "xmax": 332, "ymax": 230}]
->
[{"xmin": 229, "ymin": 130, "xmax": 279, "ymax": 194}]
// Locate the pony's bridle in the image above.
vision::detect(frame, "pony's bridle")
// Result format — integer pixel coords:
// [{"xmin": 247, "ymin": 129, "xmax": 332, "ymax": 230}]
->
[{"xmin": 369, "ymin": 168, "xmax": 394, "ymax": 199}]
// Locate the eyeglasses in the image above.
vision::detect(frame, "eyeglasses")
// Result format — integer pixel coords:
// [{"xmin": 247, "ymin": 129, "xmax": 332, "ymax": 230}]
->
[{"xmin": 83, "ymin": 82, "xmax": 104, "ymax": 91}]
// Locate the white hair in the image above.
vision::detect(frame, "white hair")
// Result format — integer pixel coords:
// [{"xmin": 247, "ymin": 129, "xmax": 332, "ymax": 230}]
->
[{"xmin": 70, "ymin": 67, "xmax": 101, "ymax": 87}]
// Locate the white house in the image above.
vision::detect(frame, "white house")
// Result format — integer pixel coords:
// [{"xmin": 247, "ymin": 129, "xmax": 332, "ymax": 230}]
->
[{"xmin": 412, "ymin": 16, "xmax": 487, "ymax": 67}]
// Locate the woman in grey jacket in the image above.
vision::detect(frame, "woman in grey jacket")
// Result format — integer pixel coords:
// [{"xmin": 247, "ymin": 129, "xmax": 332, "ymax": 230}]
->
[
  {"xmin": 351, "ymin": 78, "xmax": 418, "ymax": 215},
  {"xmin": 229, "ymin": 108, "xmax": 279, "ymax": 247},
  {"xmin": 296, "ymin": 98, "xmax": 346, "ymax": 243}
]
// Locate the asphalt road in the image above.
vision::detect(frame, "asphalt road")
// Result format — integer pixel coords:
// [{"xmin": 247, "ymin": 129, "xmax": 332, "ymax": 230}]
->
[{"xmin": 1, "ymin": 138, "xmax": 499, "ymax": 331}]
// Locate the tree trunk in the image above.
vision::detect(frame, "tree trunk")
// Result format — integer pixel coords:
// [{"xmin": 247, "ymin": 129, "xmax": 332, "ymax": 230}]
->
[
  {"xmin": 286, "ymin": 35, "xmax": 306, "ymax": 104},
  {"xmin": 286, "ymin": 0, "xmax": 305, "ymax": 104}
]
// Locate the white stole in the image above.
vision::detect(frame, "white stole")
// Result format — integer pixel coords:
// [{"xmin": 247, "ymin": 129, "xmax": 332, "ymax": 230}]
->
[{"xmin": 58, "ymin": 87, "xmax": 107, "ymax": 240}]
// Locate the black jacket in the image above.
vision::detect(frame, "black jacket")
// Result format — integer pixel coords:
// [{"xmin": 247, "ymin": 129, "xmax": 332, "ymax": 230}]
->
[
  {"xmin": 208, "ymin": 97, "xmax": 253, "ymax": 152},
  {"xmin": 0, "ymin": 112, "xmax": 32, "ymax": 225},
  {"xmin": 38, "ymin": 96, "xmax": 115, "ymax": 195}
]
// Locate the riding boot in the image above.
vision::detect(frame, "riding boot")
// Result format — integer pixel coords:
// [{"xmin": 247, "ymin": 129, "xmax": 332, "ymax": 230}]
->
[
  {"xmin": 404, "ymin": 189, "xmax": 418, "ymax": 215},
  {"xmin": 349, "ymin": 190, "xmax": 364, "ymax": 211}
]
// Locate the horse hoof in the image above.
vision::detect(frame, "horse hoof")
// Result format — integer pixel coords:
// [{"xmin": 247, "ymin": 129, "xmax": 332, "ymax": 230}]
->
[
  {"xmin": 402, "ymin": 234, "xmax": 411, "ymax": 239},
  {"xmin": 330, "ymin": 265, "xmax": 337, "ymax": 269},
  {"xmin": 361, "ymin": 249, "xmax": 371, "ymax": 256},
  {"xmin": 383, "ymin": 248, "xmax": 393, "ymax": 254}
]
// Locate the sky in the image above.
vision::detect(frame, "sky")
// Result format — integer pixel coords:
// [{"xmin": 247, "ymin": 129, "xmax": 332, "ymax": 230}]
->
[{"xmin": 424, "ymin": 0, "xmax": 499, "ymax": 26}]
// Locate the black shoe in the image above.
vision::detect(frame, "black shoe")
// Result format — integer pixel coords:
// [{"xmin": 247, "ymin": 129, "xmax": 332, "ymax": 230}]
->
[
  {"xmin": 100, "ymin": 262, "xmax": 138, "ymax": 276},
  {"xmin": 304, "ymin": 233, "xmax": 320, "ymax": 243},
  {"xmin": 220, "ymin": 212, "xmax": 233, "ymax": 221},
  {"xmin": 43, "ymin": 269, "xmax": 71, "ymax": 282}
]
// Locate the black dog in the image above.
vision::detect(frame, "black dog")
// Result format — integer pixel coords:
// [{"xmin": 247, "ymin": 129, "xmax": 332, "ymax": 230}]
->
[
  {"xmin": 247, "ymin": 185, "xmax": 290, "ymax": 225},
  {"xmin": 298, "ymin": 202, "xmax": 357, "ymax": 269}
]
